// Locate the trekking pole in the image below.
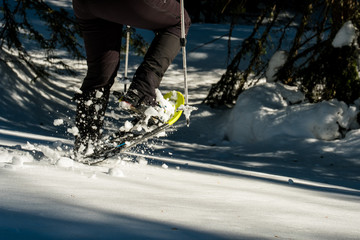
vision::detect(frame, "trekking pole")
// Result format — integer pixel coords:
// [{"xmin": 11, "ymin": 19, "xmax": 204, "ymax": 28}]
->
[
  {"xmin": 180, "ymin": 0, "xmax": 190, "ymax": 126},
  {"xmin": 124, "ymin": 25, "xmax": 131, "ymax": 92}
]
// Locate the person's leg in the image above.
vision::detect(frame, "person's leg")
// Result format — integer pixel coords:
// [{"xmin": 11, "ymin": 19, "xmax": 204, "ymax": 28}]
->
[
  {"xmin": 76, "ymin": 19, "xmax": 123, "ymax": 91},
  {"xmin": 127, "ymin": 31, "xmax": 182, "ymax": 106},
  {"xmin": 72, "ymin": 0, "xmax": 123, "ymax": 153},
  {"xmin": 81, "ymin": 0, "xmax": 191, "ymax": 106},
  {"xmin": 71, "ymin": 0, "xmax": 191, "ymax": 152}
]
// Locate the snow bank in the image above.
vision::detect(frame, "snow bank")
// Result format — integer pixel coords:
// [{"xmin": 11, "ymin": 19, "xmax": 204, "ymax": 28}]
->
[{"xmin": 226, "ymin": 83, "xmax": 359, "ymax": 143}]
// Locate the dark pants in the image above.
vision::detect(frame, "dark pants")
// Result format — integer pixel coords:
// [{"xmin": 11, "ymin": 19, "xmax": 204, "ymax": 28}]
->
[{"xmin": 72, "ymin": 0, "xmax": 191, "ymax": 101}]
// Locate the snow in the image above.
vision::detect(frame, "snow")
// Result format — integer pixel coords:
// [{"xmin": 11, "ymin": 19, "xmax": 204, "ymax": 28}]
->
[
  {"xmin": 265, "ymin": 50, "xmax": 288, "ymax": 82},
  {"xmin": 144, "ymin": 89, "xmax": 176, "ymax": 124},
  {"xmin": 56, "ymin": 157, "xmax": 75, "ymax": 168},
  {"xmin": 0, "ymin": 5, "xmax": 360, "ymax": 239},
  {"xmin": 107, "ymin": 167, "xmax": 125, "ymax": 178},
  {"xmin": 67, "ymin": 126, "xmax": 79, "ymax": 136},
  {"xmin": 226, "ymin": 83, "xmax": 359, "ymax": 143},
  {"xmin": 53, "ymin": 119, "xmax": 64, "ymax": 126},
  {"xmin": 332, "ymin": 21, "xmax": 358, "ymax": 48}
]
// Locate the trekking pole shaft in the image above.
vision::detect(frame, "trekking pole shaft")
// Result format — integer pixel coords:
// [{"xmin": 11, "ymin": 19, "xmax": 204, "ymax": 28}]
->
[
  {"xmin": 180, "ymin": 0, "xmax": 188, "ymax": 107},
  {"xmin": 180, "ymin": 0, "xmax": 190, "ymax": 126},
  {"xmin": 182, "ymin": 46, "xmax": 188, "ymax": 106},
  {"xmin": 124, "ymin": 25, "xmax": 130, "ymax": 92}
]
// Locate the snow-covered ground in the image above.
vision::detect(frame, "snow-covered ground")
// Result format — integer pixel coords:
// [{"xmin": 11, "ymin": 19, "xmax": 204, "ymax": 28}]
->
[{"xmin": 0, "ymin": 4, "xmax": 360, "ymax": 239}]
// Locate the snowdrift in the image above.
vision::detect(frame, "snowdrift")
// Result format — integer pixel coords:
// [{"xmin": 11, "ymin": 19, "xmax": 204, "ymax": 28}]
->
[{"xmin": 226, "ymin": 83, "xmax": 360, "ymax": 143}]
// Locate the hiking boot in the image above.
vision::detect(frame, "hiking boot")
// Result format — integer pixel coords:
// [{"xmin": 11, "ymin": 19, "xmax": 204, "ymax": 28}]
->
[
  {"xmin": 74, "ymin": 87, "xmax": 110, "ymax": 156},
  {"xmin": 120, "ymin": 88, "xmax": 155, "ymax": 117}
]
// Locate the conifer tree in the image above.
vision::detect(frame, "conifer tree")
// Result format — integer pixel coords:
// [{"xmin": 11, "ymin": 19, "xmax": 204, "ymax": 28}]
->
[
  {"xmin": 0, "ymin": 0, "xmax": 148, "ymax": 81},
  {"xmin": 204, "ymin": 0, "xmax": 360, "ymax": 107},
  {"xmin": 1, "ymin": 0, "xmax": 83, "ymax": 80}
]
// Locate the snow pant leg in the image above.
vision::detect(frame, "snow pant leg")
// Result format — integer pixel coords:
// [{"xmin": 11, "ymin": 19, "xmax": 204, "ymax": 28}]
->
[
  {"xmin": 74, "ymin": 16, "xmax": 123, "ymax": 92},
  {"xmin": 72, "ymin": 0, "xmax": 191, "ymax": 102},
  {"xmin": 129, "ymin": 32, "xmax": 182, "ymax": 105}
]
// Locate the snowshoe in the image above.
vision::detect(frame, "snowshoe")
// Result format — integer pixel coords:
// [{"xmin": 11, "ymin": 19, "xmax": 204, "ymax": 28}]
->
[{"xmin": 78, "ymin": 90, "xmax": 185, "ymax": 165}]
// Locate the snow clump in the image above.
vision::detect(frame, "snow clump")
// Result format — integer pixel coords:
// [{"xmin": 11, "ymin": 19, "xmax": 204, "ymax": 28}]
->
[
  {"xmin": 146, "ymin": 89, "xmax": 176, "ymax": 123},
  {"xmin": 56, "ymin": 157, "xmax": 74, "ymax": 168},
  {"xmin": 136, "ymin": 156, "xmax": 148, "ymax": 165},
  {"xmin": 53, "ymin": 119, "xmax": 64, "ymax": 126},
  {"xmin": 95, "ymin": 90, "xmax": 103, "ymax": 98},
  {"xmin": 120, "ymin": 120, "xmax": 134, "ymax": 132},
  {"xmin": 12, "ymin": 155, "xmax": 33, "ymax": 166},
  {"xmin": 332, "ymin": 21, "xmax": 358, "ymax": 48},
  {"xmin": 0, "ymin": 151, "xmax": 13, "ymax": 163},
  {"xmin": 67, "ymin": 126, "xmax": 79, "ymax": 136},
  {"xmin": 266, "ymin": 50, "xmax": 288, "ymax": 82},
  {"xmin": 108, "ymin": 167, "xmax": 125, "ymax": 177}
]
